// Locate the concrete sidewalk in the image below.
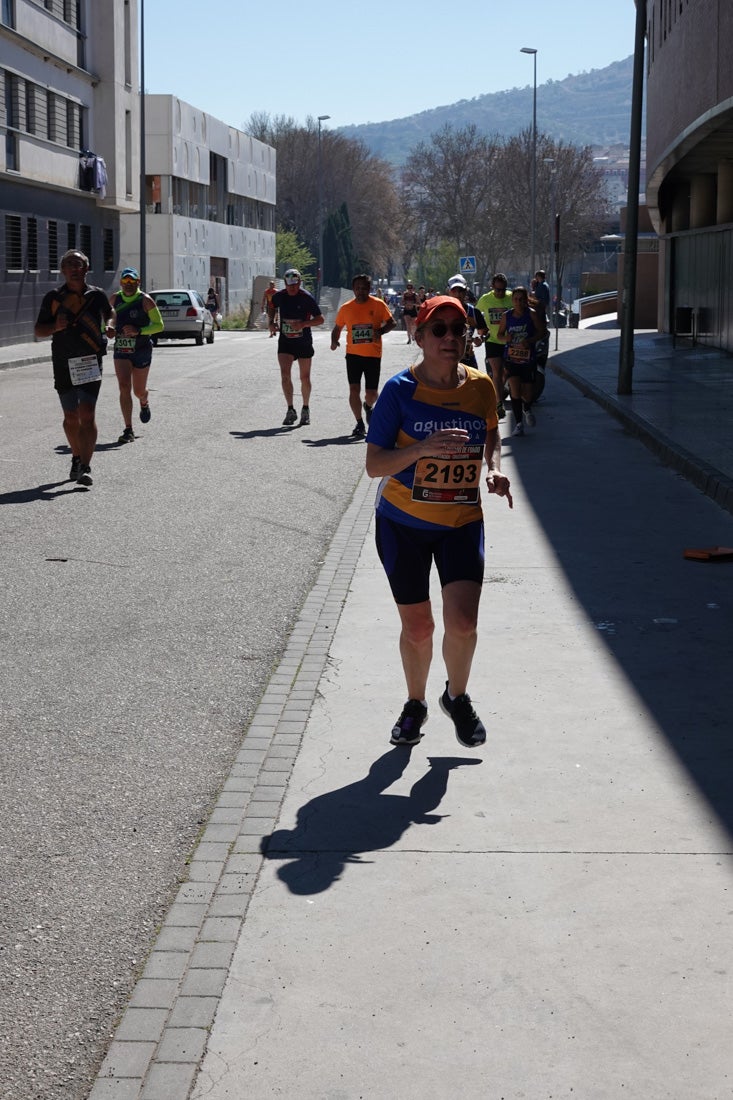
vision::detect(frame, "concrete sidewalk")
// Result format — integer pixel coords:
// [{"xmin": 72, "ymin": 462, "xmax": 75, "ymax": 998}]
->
[
  {"xmin": 549, "ymin": 322, "xmax": 733, "ymax": 516},
  {"xmin": 88, "ymin": 324, "xmax": 733, "ymax": 1099},
  {"xmin": 0, "ymin": 339, "xmax": 48, "ymax": 371}
]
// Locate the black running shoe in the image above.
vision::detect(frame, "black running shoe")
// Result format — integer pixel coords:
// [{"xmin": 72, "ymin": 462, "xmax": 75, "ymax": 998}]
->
[
  {"xmin": 76, "ymin": 465, "xmax": 93, "ymax": 487},
  {"xmin": 282, "ymin": 407, "xmax": 297, "ymax": 426},
  {"xmin": 351, "ymin": 420, "xmax": 366, "ymax": 438},
  {"xmin": 118, "ymin": 426, "xmax": 135, "ymax": 444},
  {"xmin": 299, "ymin": 406, "xmax": 310, "ymax": 426},
  {"xmin": 363, "ymin": 402, "xmax": 373, "ymax": 425},
  {"xmin": 390, "ymin": 700, "xmax": 428, "ymax": 746},
  {"xmin": 69, "ymin": 455, "xmax": 82, "ymax": 481},
  {"xmin": 439, "ymin": 683, "xmax": 486, "ymax": 747},
  {"xmin": 139, "ymin": 403, "xmax": 151, "ymax": 423}
]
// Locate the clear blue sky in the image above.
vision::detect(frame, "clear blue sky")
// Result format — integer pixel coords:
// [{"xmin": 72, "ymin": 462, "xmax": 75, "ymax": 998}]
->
[{"xmin": 143, "ymin": 0, "xmax": 639, "ymax": 132}]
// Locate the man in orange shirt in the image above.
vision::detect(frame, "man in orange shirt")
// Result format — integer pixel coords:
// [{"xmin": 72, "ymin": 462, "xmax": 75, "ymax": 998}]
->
[{"xmin": 331, "ymin": 274, "xmax": 395, "ymax": 438}]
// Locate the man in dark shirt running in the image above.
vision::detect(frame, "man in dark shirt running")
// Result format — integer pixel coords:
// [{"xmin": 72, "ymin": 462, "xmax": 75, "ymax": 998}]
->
[
  {"xmin": 268, "ymin": 269, "xmax": 325, "ymax": 426},
  {"xmin": 34, "ymin": 249, "xmax": 114, "ymax": 486}
]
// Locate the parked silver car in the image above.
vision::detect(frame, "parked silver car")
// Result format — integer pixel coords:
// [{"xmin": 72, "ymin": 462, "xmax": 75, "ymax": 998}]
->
[{"xmin": 150, "ymin": 289, "xmax": 214, "ymax": 345}]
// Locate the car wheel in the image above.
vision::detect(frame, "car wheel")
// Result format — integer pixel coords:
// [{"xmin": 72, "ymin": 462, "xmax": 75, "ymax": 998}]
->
[
  {"xmin": 195, "ymin": 326, "xmax": 204, "ymax": 346},
  {"xmin": 206, "ymin": 327, "xmax": 215, "ymax": 344}
]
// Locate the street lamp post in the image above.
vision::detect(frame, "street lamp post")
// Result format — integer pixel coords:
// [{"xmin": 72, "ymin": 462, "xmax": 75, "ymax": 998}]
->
[
  {"xmin": 317, "ymin": 114, "xmax": 330, "ymax": 300},
  {"xmin": 543, "ymin": 156, "xmax": 557, "ymax": 345},
  {"xmin": 618, "ymin": 0, "xmax": 647, "ymax": 394},
  {"xmin": 139, "ymin": 0, "xmax": 146, "ymax": 286},
  {"xmin": 520, "ymin": 47, "xmax": 537, "ymax": 283}
]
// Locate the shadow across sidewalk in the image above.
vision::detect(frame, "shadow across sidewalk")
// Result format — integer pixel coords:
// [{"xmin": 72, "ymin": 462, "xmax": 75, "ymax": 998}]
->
[{"xmin": 261, "ymin": 751, "xmax": 481, "ymax": 895}]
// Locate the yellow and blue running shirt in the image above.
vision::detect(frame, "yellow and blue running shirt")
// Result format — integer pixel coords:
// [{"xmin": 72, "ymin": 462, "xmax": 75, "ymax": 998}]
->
[{"xmin": 368, "ymin": 365, "xmax": 498, "ymax": 530}]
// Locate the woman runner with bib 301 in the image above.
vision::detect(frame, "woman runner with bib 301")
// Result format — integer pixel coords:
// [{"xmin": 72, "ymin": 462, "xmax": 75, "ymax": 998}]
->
[
  {"xmin": 110, "ymin": 267, "xmax": 164, "ymax": 444},
  {"xmin": 365, "ymin": 295, "xmax": 512, "ymax": 749}
]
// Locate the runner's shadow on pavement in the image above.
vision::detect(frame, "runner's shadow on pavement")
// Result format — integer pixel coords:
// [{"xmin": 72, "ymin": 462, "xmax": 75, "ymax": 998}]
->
[
  {"xmin": 0, "ymin": 480, "xmax": 83, "ymax": 504},
  {"xmin": 54, "ymin": 441, "xmax": 123, "ymax": 453},
  {"xmin": 230, "ymin": 428, "xmax": 299, "ymax": 440},
  {"xmin": 260, "ymin": 751, "xmax": 481, "ymax": 895},
  {"xmin": 302, "ymin": 434, "xmax": 363, "ymax": 447}
]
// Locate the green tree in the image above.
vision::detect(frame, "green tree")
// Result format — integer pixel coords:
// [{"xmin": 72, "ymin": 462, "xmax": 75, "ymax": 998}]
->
[
  {"xmin": 401, "ymin": 124, "xmax": 507, "ymax": 289},
  {"xmin": 323, "ymin": 203, "xmax": 356, "ymax": 287},
  {"xmin": 275, "ymin": 226, "xmax": 316, "ymax": 286},
  {"xmin": 245, "ymin": 113, "xmax": 400, "ymax": 288},
  {"xmin": 411, "ymin": 240, "xmax": 460, "ymax": 294},
  {"xmin": 492, "ymin": 130, "xmax": 611, "ymax": 279}
]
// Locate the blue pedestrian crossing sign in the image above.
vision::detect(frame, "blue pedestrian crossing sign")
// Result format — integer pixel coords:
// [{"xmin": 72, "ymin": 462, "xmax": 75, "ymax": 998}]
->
[{"xmin": 459, "ymin": 255, "xmax": 477, "ymax": 275}]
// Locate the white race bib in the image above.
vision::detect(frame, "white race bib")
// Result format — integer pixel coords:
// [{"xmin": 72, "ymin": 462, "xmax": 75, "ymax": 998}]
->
[
  {"xmin": 68, "ymin": 354, "xmax": 102, "ymax": 385},
  {"xmin": 412, "ymin": 444, "xmax": 483, "ymax": 504},
  {"xmin": 352, "ymin": 324, "xmax": 374, "ymax": 344}
]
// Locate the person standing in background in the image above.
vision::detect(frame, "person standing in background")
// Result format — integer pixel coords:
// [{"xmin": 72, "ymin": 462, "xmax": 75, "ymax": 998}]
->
[
  {"xmin": 206, "ymin": 286, "xmax": 221, "ymax": 330},
  {"xmin": 401, "ymin": 282, "xmax": 419, "ymax": 344},
  {"xmin": 261, "ymin": 280, "xmax": 278, "ymax": 335}
]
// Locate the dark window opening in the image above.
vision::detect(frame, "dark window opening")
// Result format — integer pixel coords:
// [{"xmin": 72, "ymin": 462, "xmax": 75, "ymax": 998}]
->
[
  {"xmin": 5, "ymin": 214, "xmax": 22, "ymax": 269},
  {"xmin": 48, "ymin": 220, "xmax": 59, "ymax": 269},
  {"xmin": 28, "ymin": 217, "xmax": 38, "ymax": 269}
]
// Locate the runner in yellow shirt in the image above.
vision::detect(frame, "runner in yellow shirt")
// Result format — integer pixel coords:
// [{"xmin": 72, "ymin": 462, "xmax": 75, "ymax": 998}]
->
[{"xmin": 476, "ymin": 273, "xmax": 513, "ymax": 420}]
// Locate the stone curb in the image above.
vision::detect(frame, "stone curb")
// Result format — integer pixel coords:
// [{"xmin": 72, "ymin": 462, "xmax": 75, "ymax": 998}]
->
[
  {"xmin": 88, "ymin": 471, "xmax": 376, "ymax": 1100},
  {"xmin": 0, "ymin": 353, "xmax": 48, "ymax": 372}
]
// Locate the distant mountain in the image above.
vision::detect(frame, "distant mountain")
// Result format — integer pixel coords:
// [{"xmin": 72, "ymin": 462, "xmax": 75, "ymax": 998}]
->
[{"xmin": 340, "ymin": 57, "xmax": 641, "ymax": 166}]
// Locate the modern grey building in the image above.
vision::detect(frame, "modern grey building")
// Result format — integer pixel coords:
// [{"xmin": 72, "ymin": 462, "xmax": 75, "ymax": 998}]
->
[
  {"xmin": 120, "ymin": 95, "xmax": 276, "ymax": 316},
  {"xmin": 1, "ymin": 0, "xmax": 276, "ymax": 344}
]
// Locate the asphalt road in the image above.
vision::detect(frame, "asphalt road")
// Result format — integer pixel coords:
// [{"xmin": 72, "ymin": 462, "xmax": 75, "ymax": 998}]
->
[
  {"xmin": 7, "ymin": 327, "xmax": 733, "ymax": 1100},
  {"xmin": 0, "ymin": 329, "xmax": 404, "ymax": 1100}
]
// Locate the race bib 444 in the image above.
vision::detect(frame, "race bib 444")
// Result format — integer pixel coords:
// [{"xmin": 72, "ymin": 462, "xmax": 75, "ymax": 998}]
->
[{"xmin": 352, "ymin": 324, "xmax": 374, "ymax": 344}]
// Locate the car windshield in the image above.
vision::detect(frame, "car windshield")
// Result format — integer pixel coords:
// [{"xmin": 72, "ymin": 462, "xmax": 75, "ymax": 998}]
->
[{"xmin": 152, "ymin": 293, "xmax": 191, "ymax": 307}]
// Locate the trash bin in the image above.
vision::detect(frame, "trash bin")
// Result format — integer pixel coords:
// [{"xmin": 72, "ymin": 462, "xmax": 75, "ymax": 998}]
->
[
  {"xmin": 673, "ymin": 306, "xmax": 695, "ymax": 347},
  {"xmin": 674, "ymin": 306, "xmax": 694, "ymax": 336}
]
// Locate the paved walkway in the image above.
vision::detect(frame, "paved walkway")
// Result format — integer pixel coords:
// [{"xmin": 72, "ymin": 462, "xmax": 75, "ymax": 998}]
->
[
  {"xmin": 549, "ymin": 320, "xmax": 733, "ymax": 515},
  {"xmin": 6, "ymin": 326, "xmax": 733, "ymax": 1098}
]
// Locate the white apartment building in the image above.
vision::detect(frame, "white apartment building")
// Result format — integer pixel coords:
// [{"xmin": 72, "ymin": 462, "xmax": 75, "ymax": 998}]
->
[
  {"xmin": 1, "ymin": 0, "xmax": 275, "ymax": 344},
  {"xmin": 120, "ymin": 94, "xmax": 276, "ymax": 315},
  {"xmin": 1, "ymin": 0, "xmax": 140, "ymax": 343}
]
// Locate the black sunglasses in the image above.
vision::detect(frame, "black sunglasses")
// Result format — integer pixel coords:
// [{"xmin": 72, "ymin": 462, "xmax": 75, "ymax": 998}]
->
[{"xmin": 426, "ymin": 321, "xmax": 467, "ymax": 338}]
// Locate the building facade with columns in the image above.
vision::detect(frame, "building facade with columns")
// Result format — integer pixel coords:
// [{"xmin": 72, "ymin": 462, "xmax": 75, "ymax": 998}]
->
[{"xmin": 645, "ymin": 0, "xmax": 733, "ymax": 349}]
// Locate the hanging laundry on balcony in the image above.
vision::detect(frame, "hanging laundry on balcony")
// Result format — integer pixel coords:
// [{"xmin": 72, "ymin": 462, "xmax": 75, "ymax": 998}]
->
[{"xmin": 78, "ymin": 150, "xmax": 108, "ymax": 199}]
